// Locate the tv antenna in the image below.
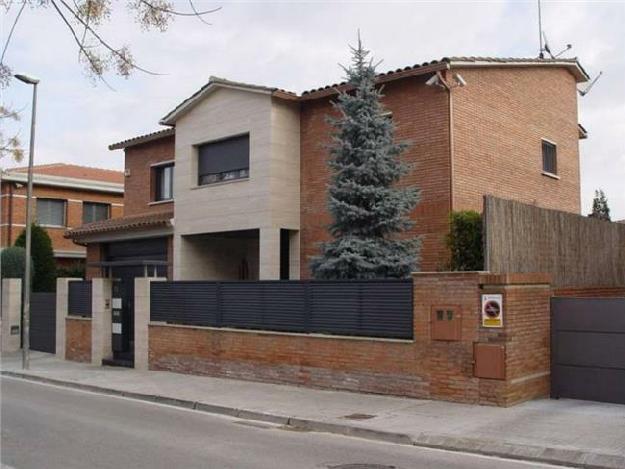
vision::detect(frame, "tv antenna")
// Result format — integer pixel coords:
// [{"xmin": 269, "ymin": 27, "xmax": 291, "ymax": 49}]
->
[
  {"xmin": 542, "ymin": 31, "xmax": 573, "ymax": 59},
  {"xmin": 538, "ymin": 0, "xmax": 573, "ymax": 59},
  {"xmin": 537, "ymin": 0, "xmax": 602, "ymax": 96},
  {"xmin": 579, "ymin": 71, "xmax": 603, "ymax": 96}
]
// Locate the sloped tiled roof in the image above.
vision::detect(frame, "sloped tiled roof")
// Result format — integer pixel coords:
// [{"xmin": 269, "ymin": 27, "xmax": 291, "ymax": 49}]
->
[
  {"xmin": 109, "ymin": 128, "xmax": 175, "ymax": 151},
  {"xmin": 66, "ymin": 210, "xmax": 173, "ymax": 240},
  {"xmin": 10, "ymin": 163, "xmax": 124, "ymax": 184},
  {"xmin": 116, "ymin": 56, "xmax": 589, "ymax": 149},
  {"xmin": 300, "ymin": 56, "xmax": 589, "ymax": 98},
  {"xmin": 159, "ymin": 76, "xmax": 297, "ymax": 126}
]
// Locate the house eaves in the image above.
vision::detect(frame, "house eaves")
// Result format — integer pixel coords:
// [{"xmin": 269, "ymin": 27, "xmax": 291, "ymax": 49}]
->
[
  {"xmin": 109, "ymin": 128, "xmax": 175, "ymax": 151},
  {"xmin": 446, "ymin": 56, "xmax": 590, "ymax": 83},
  {"xmin": 159, "ymin": 76, "xmax": 297, "ymax": 126},
  {"xmin": 299, "ymin": 56, "xmax": 589, "ymax": 100},
  {"xmin": 1, "ymin": 171, "xmax": 124, "ymax": 194}
]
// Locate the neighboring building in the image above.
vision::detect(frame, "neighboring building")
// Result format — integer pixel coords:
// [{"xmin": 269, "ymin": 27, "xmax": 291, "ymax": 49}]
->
[
  {"xmin": 1, "ymin": 163, "xmax": 124, "ymax": 268},
  {"xmin": 67, "ymin": 56, "xmax": 589, "ymax": 280}
]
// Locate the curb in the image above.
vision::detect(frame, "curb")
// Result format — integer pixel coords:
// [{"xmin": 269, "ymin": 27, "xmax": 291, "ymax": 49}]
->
[{"xmin": 3, "ymin": 371, "xmax": 623, "ymax": 469}]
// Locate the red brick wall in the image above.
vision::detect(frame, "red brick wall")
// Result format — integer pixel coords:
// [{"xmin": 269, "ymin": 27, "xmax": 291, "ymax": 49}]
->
[
  {"xmin": 553, "ymin": 286, "xmax": 625, "ymax": 297},
  {"xmin": 300, "ymin": 76, "xmax": 452, "ymax": 276},
  {"xmin": 149, "ymin": 272, "xmax": 551, "ymax": 406},
  {"xmin": 85, "ymin": 243, "xmax": 104, "ymax": 280},
  {"xmin": 452, "ymin": 67, "xmax": 581, "ymax": 214},
  {"xmin": 299, "ymin": 67, "xmax": 582, "ymax": 277},
  {"xmin": 123, "ymin": 135, "xmax": 175, "ymax": 216},
  {"xmin": 65, "ymin": 317, "xmax": 91, "ymax": 363},
  {"xmin": 483, "ymin": 275, "xmax": 552, "ymax": 405},
  {"xmin": 0, "ymin": 181, "xmax": 123, "ymax": 259}
]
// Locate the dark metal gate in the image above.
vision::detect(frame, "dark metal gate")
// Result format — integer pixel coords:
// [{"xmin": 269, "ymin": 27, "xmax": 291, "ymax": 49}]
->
[
  {"xmin": 30, "ymin": 292, "xmax": 56, "ymax": 353},
  {"xmin": 551, "ymin": 297, "xmax": 625, "ymax": 404}
]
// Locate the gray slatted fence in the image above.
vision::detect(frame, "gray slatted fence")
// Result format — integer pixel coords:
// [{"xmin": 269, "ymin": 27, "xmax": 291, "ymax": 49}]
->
[
  {"xmin": 68, "ymin": 281, "xmax": 92, "ymax": 317},
  {"xmin": 551, "ymin": 297, "xmax": 625, "ymax": 404},
  {"xmin": 30, "ymin": 292, "xmax": 56, "ymax": 353},
  {"xmin": 151, "ymin": 280, "xmax": 413, "ymax": 339}
]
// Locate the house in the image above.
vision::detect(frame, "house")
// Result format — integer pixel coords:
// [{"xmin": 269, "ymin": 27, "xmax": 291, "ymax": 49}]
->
[
  {"xmin": 67, "ymin": 56, "xmax": 589, "ymax": 280},
  {"xmin": 65, "ymin": 129, "xmax": 175, "ymax": 280},
  {"xmin": 1, "ymin": 163, "xmax": 124, "ymax": 269}
]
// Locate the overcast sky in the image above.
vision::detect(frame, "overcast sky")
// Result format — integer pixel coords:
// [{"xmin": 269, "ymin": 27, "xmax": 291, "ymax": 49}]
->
[{"xmin": 2, "ymin": 1, "xmax": 624, "ymax": 219}]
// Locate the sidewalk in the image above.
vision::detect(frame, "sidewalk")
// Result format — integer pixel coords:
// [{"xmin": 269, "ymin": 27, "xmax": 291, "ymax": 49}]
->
[{"xmin": 2, "ymin": 352, "xmax": 624, "ymax": 469}]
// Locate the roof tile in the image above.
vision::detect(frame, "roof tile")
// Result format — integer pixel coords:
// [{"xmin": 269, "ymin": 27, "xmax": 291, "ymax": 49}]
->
[
  {"xmin": 10, "ymin": 163, "xmax": 124, "ymax": 184},
  {"xmin": 66, "ymin": 210, "xmax": 173, "ymax": 239}
]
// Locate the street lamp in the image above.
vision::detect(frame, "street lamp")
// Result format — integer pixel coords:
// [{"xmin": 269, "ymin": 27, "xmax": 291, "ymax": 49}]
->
[{"xmin": 14, "ymin": 73, "xmax": 39, "ymax": 370}]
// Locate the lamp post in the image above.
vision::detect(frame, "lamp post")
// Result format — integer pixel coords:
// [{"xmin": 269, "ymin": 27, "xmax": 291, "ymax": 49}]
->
[{"xmin": 14, "ymin": 73, "xmax": 39, "ymax": 370}]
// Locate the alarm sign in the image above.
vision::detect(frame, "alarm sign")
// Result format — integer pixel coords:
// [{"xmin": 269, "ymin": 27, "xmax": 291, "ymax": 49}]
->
[{"xmin": 481, "ymin": 294, "xmax": 503, "ymax": 328}]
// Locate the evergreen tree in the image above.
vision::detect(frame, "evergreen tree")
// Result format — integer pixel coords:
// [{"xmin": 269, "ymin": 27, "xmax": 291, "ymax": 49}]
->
[
  {"xmin": 310, "ymin": 37, "xmax": 420, "ymax": 279},
  {"xmin": 15, "ymin": 224, "xmax": 57, "ymax": 292},
  {"xmin": 589, "ymin": 189, "xmax": 611, "ymax": 221}
]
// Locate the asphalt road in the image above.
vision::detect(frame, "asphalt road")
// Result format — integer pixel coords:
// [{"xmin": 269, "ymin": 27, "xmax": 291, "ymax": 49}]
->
[{"xmin": 1, "ymin": 377, "xmax": 569, "ymax": 469}]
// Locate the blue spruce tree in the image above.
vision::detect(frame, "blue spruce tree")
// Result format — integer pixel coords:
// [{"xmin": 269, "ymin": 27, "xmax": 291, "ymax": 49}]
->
[{"xmin": 311, "ymin": 37, "xmax": 420, "ymax": 279}]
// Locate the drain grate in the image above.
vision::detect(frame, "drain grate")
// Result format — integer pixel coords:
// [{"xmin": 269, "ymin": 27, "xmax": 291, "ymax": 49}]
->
[
  {"xmin": 341, "ymin": 413, "xmax": 376, "ymax": 420},
  {"xmin": 328, "ymin": 465, "xmax": 397, "ymax": 469}
]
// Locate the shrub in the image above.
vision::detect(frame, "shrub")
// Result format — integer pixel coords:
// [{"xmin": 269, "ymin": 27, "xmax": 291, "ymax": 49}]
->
[
  {"xmin": 15, "ymin": 224, "xmax": 57, "ymax": 292},
  {"xmin": 1, "ymin": 246, "xmax": 33, "ymax": 279},
  {"xmin": 57, "ymin": 262, "xmax": 86, "ymax": 279},
  {"xmin": 447, "ymin": 211, "xmax": 484, "ymax": 271}
]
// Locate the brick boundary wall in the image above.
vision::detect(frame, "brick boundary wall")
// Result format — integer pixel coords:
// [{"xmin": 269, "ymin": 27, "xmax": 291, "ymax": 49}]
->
[
  {"xmin": 553, "ymin": 286, "xmax": 625, "ymax": 298},
  {"xmin": 148, "ymin": 272, "xmax": 551, "ymax": 406},
  {"xmin": 65, "ymin": 317, "xmax": 92, "ymax": 363}
]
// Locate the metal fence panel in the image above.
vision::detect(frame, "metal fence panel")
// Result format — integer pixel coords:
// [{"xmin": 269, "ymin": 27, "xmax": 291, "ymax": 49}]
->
[
  {"xmin": 150, "ymin": 281, "xmax": 219, "ymax": 326},
  {"xmin": 551, "ymin": 297, "xmax": 625, "ymax": 404},
  {"xmin": 151, "ymin": 280, "xmax": 413, "ymax": 339},
  {"xmin": 68, "ymin": 281, "xmax": 92, "ymax": 317},
  {"xmin": 30, "ymin": 292, "xmax": 56, "ymax": 353}
]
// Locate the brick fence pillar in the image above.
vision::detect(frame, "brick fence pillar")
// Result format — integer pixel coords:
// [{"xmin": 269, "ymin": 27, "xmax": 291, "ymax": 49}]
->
[
  {"xmin": 478, "ymin": 273, "xmax": 552, "ymax": 406},
  {"xmin": 134, "ymin": 277, "xmax": 165, "ymax": 370},
  {"xmin": 1, "ymin": 278, "xmax": 22, "ymax": 353},
  {"xmin": 55, "ymin": 277, "xmax": 81, "ymax": 359},
  {"xmin": 91, "ymin": 278, "xmax": 113, "ymax": 366}
]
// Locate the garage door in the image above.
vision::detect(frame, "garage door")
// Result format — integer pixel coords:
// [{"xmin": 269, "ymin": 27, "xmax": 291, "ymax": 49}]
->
[
  {"xmin": 551, "ymin": 297, "xmax": 625, "ymax": 404},
  {"xmin": 30, "ymin": 292, "xmax": 56, "ymax": 353}
]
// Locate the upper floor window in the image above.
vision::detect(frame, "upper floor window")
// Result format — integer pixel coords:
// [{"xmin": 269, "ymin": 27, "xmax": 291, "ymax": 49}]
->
[
  {"xmin": 198, "ymin": 134, "xmax": 250, "ymax": 186},
  {"xmin": 83, "ymin": 202, "xmax": 110, "ymax": 224},
  {"xmin": 154, "ymin": 163, "xmax": 174, "ymax": 201},
  {"xmin": 36, "ymin": 198, "xmax": 66, "ymax": 227},
  {"xmin": 542, "ymin": 140, "xmax": 557, "ymax": 175}
]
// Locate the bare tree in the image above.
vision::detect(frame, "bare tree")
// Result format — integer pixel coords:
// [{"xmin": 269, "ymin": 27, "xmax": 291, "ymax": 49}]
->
[{"xmin": 0, "ymin": 0, "xmax": 220, "ymax": 161}]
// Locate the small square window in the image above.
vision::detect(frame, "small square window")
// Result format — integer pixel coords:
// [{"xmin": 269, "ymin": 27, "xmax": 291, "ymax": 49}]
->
[
  {"xmin": 36, "ymin": 199, "xmax": 66, "ymax": 227},
  {"xmin": 542, "ymin": 140, "xmax": 557, "ymax": 175},
  {"xmin": 83, "ymin": 202, "xmax": 110, "ymax": 224}
]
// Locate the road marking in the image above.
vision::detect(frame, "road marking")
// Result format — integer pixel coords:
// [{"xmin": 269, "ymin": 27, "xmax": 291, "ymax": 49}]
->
[{"xmin": 1, "ymin": 375, "xmax": 575, "ymax": 469}]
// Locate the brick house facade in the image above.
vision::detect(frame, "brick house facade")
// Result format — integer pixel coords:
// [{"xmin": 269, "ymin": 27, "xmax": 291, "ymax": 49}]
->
[
  {"xmin": 300, "ymin": 60, "xmax": 586, "ymax": 274},
  {"xmin": 1, "ymin": 163, "xmax": 124, "ymax": 268},
  {"xmin": 67, "ymin": 56, "xmax": 588, "ymax": 280},
  {"xmin": 66, "ymin": 130, "xmax": 175, "ymax": 280}
]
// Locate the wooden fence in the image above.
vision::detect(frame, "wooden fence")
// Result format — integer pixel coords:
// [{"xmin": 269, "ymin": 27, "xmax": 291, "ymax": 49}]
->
[{"xmin": 484, "ymin": 196, "xmax": 625, "ymax": 288}]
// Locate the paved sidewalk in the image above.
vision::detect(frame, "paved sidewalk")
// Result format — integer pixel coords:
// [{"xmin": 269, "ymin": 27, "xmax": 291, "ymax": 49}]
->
[{"xmin": 2, "ymin": 352, "xmax": 624, "ymax": 469}]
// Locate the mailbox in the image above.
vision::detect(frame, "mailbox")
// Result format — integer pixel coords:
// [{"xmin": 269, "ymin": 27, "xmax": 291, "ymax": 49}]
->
[
  {"xmin": 111, "ymin": 282, "xmax": 124, "ymax": 352},
  {"xmin": 473, "ymin": 343, "xmax": 506, "ymax": 380},
  {"xmin": 430, "ymin": 305, "xmax": 462, "ymax": 341}
]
